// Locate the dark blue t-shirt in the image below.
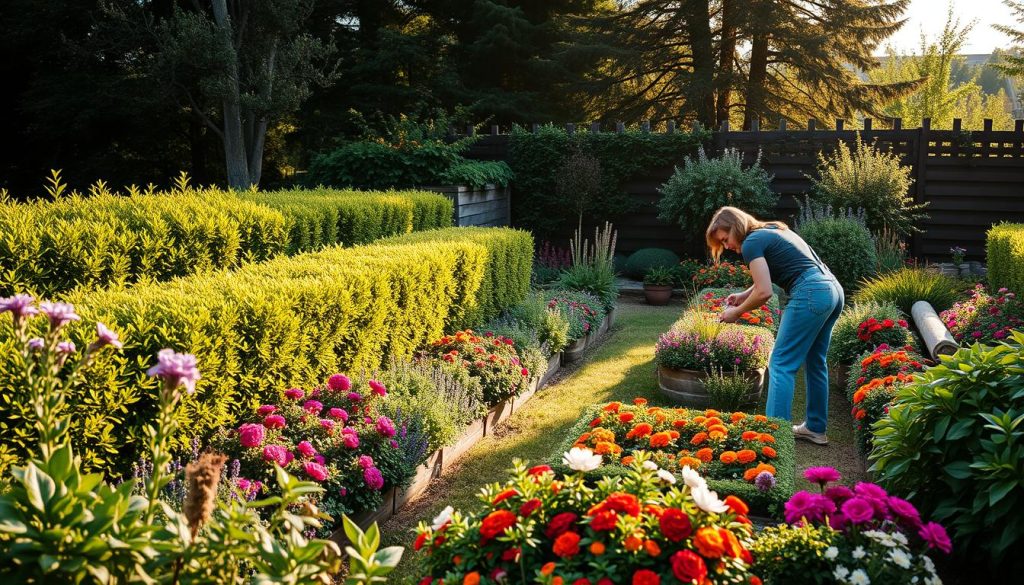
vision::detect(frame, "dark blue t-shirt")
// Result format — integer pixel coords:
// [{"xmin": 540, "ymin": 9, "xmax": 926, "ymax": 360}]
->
[{"xmin": 741, "ymin": 226, "xmax": 824, "ymax": 293}]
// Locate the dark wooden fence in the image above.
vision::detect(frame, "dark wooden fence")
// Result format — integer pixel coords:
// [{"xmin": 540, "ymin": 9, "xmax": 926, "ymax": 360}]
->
[{"xmin": 463, "ymin": 118, "xmax": 1024, "ymax": 261}]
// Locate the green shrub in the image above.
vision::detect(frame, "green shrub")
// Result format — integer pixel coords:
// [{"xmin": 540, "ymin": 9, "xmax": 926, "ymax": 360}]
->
[
  {"xmin": 808, "ymin": 134, "xmax": 925, "ymax": 236},
  {"xmin": 481, "ymin": 320, "xmax": 548, "ymax": 384},
  {"xmin": 671, "ymin": 258, "xmax": 704, "ymax": 288},
  {"xmin": 869, "ymin": 332, "xmax": 1024, "ymax": 571},
  {"xmin": 501, "ymin": 292, "xmax": 570, "ymax": 356},
  {"xmin": 704, "ymin": 368, "xmax": 757, "ymax": 411},
  {"xmin": 852, "ymin": 268, "xmax": 958, "ymax": 315},
  {"xmin": 545, "ymin": 290, "xmax": 605, "ymax": 343},
  {"xmin": 749, "ymin": 523, "xmax": 839, "ymax": 585},
  {"xmin": 657, "ymin": 147, "xmax": 777, "ymax": 240},
  {"xmin": 828, "ymin": 301, "xmax": 917, "ymax": 365},
  {"xmin": 987, "ymin": 222, "xmax": 1024, "ymax": 294},
  {"xmin": 623, "ymin": 248, "xmax": 680, "ymax": 280},
  {"xmin": 796, "ymin": 216, "xmax": 877, "ymax": 294},
  {"xmin": 0, "ymin": 228, "xmax": 531, "ymax": 477},
  {"xmin": 441, "ymin": 160, "xmax": 514, "ymax": 189},
  {"xmin": 642, "ymin": 266, "xmax": 675, "ymax": 286},
  {"xmin": 508, "ymin": 125, "xmax": 708, "ymax": 240},
  {"xmin": 874, "ymin": 226, "xmax": 908, "ymax": 274}
]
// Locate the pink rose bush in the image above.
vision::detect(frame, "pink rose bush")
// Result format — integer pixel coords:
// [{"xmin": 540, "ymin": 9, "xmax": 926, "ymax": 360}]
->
[
  {"xmin": 940, "ymin": 284, "xmax": 1022, "ymax": 344},
  {"xmin": 215, "ymin": 373, "xmax": 413, "ymax": 524}
]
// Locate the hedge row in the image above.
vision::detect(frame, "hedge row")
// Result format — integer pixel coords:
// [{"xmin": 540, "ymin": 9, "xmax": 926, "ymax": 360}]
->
[
  {"xmin": 987, "ymin": 222, "xmax": 1024, "ymax": 295},
  {"xmin": 0, "ymin": 227, "xmax": 532, "ymax": 477},
  {"xmin": 0, "ymin": 188, "xmax": 452, "ymax": 297}
]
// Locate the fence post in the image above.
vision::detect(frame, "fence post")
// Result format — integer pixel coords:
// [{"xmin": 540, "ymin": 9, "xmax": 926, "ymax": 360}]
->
[
  {"xmin": 616, "ymin": 121, "xmax": 625, "ymax": 133},
  {"xmin": 863, "ymin": 118, "xmax": 872, "ymax": 131},
  {"xmin": 751, "ymin": 118, "xmax": 759, "ymax": 132},
  {"xmin": 491, "ymin": 124, "xmax": 500, "ymax": 136},
  {"xmin": 1016, "ymin": 119, "xmax": 1024, "ymax": 133},
  {"xmin": 666, "ymin": 120, "xmax": 676, "ymax": 134},
  {"xmin": 807, "ymin": 119, "xmax": 816, "ymax": 131},
  {"xmin": 591, "ymin": 122, "xmax": 601, "ymax": 133},
  {"xmin": 912, "ymin": 118, "xmax": 930, "ymax": 259},
  {"xmin": 778, "ymin": 118, "xmax": 786, "ymax": 131},
  {"xmin": 836, "ymin": 119, "xmax": 844, "ymax": 131},
  {"xmin": 892, "ymin": 118, "xmax": 902, "ymax": 130},
  {"xmin": 642, "ymin": 120, "xmax": 651, "ymax": 132}
]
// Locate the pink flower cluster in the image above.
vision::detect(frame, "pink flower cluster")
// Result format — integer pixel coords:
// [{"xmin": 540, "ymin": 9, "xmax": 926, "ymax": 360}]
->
[{"xmin": 941, "ymin": 284, "xmax": 1022, "ymax": 344}]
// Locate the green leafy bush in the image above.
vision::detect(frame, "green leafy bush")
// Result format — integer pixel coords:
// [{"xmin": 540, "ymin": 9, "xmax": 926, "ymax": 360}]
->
[
  {"xmin": 796, "ymin": 216, "xmax": 877, "ymax": 294},
  {"xmin": 440, "ymin": 160, "xmax": 514, "ymax": 189},
  {"xmin": 749, "ymin": 523, "xmax": 839, "ymax": 585},
  {"xmin": 642, "ymin": 266, "xmax": 674, "ymax": 286},
  {"xmin": 671, "ymin": 258, "xmax": 705, "ymax": 288},
  {"xmin": 500, "ymin": 292, "xmax": 570, "ymax": 356},
  {"xmin": 0, "ymin": 228, "xmax": 532, "ymax": 477},
  {"xmin": 545, "ymin": 289, "xmax": 605, "ymax": 343},
  {"xmin": 828, "ymin": 301, "xmax": 917, "ymax": 365},
  {"xmin": 657, "ymin": 147, "xmax": 777, "ymax": 240},
  {"xmin": 508, "ymin": 125, "xmax": 708, "ymax": 239},
  {"xmin": 623, "ymin": 248, "xmax": 680, "ymax": 279},
  {"xmin": 852, "ymin": 268, "xmax": 958, "ymax": 315},
  {"xmin": 869, "ymin": 332, "xmax": 1024, "ymax": 571},
  {"xmin": 987, "ymin": 222, "xmax": 1024, "ymax": 295},
  {"xmin": 808, "ymin": 134, "xmax": 925, "ymax": 236}
]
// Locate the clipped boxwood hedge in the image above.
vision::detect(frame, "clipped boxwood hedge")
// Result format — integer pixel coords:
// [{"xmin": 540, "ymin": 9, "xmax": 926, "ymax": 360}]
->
[
  {"xmin": 0, "ymin": 227, "xmax": 532, "ymax": 477},
  {"xmin": 0, "ymin": 188, "xmax": 454, "ymax": 298},
  {"xmin": 548, "ymin": 404, "xmax": 796, "ymax": 517},
  {"xmin": 987, "ymin": 222, "xmax": 1024, "ymax": 295}
]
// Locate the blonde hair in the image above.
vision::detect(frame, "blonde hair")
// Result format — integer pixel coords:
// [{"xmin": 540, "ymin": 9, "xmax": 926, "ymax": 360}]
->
[{"xmin": 705, "ymin": 206, "xmax": 788, "ymax": 262}]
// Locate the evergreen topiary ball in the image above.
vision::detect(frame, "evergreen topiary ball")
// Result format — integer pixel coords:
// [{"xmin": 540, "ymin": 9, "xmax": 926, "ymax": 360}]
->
[
  {"xmin": 623, "ymin": 248, "xmax": 680, "ymax": 280},
  {"xmin": 797, "ymin": 217, "xmax": 877, "ymax": 294}
]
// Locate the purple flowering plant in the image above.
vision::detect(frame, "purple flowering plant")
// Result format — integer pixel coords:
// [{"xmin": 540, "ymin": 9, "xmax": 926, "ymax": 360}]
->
[
  {"xmin": 779, "ymin": 466, "xmax": 950, "ymax": 584},
  {"xmin": 215, "ymin": 373, "xmax": 412, "ymax": 530},
  {"xmin": 940, "ymin": 284, "xmax": 1022, "ymax": 344},
  {"xmin": 656, "ymin": 311, "xmax": 773, "ymax": 373}
]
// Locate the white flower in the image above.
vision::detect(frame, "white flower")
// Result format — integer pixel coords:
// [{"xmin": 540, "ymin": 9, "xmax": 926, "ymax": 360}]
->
[
  {"xmin": 892, "ymin": 531, "xmax": 909, "ymax": 546},
  {"xmin": 642, "ymin": 460, "xmax": 659, "ymax": 471},
  {"xmin": 923, "ymin": 555, "xmax": 936, "ymax": 575},
  {"xmin": 852, "ymin": 546, "xmax": 866, "ymax": 559},
  {"xmin": 690, "ymin": 483, "xmax": 728, "ymax": 514},
  {"xmin": 888, "ymin": 548, "xmax": 912, "ymax": 569},
  {"xmin": 924, "ymin": 576, "xmax": 942, "ymax": 585},
  {"xmin": 657, "ymin": 469, "xmax": 676, "ymax": 484},
  {"xmin": 680, "ymin": 465, "xmax": 707, "ymax": 490},
  {"xmin": 431, "ymin": 505, "xmax": 454, "ymax": 530},
  {"xmin": 849, "ymin": 569, "xmax": 871, "ymax": 585},
  {"xmin": 825, "ymin": 546, "xmax": 839, "ymax": 560},
  {"xmin": 562, "ymin": 447, "xmax": 602, "ymax": 472},
  {"xmin": 912, "ymin": 577, "xmax": 919, "ymax": 584},
  {"xmin": 833, "ymin": 566, "xmax": 850, "ymax": 581}
]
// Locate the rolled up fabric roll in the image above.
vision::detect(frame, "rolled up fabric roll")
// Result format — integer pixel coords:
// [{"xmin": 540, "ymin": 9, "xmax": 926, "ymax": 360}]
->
[{"xmin": 911, "ymin": 300, "xmax": 959, "ymax": 360}]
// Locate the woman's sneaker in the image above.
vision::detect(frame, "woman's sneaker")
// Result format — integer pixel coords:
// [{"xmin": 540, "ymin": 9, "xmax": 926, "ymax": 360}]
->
[{"xmin": 793, "ymin": 422, "xmax": 828, "ymax": 445}]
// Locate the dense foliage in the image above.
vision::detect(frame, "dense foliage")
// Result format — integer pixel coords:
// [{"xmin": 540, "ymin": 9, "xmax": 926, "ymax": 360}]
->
[{"xmin": 796, "ymin": 216, "xmax": 877, "ymax": 294}]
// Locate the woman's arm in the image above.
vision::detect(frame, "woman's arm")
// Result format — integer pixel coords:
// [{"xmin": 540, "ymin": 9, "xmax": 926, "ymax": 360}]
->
[{"xmin": 719, "ymin": 258, "xmax": 773, "ymax": 322}]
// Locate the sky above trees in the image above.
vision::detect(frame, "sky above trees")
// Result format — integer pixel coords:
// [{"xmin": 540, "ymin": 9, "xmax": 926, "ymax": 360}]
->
[{"xmin": 880, "ymin": 0, "xmax": 1016, "ymax": 54}]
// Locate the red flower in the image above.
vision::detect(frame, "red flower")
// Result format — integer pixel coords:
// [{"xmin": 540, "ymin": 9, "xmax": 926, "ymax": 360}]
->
[
  {"xmin": 632, "ymin": 570, "xmax": 661, "ymax": 585},
  {"xmin": 501, "ymin": 547, "xmax": 520, "ymax": 561},
  {"xmin": 671, "ymin": 550, "xmax": 707, "ymax": 583},
  {"xmin": 545, "ymin": 512, "xmax": 578, "ymax": 539},
  {"xmin": 574, "ymin": 580, "xmax": 592, "ymax": 585},
  {"xmin": 528, "ymin": 465, "xmax": 553, "ymax": 477},
  {"xmin": 588, "ymin": 510, "xmax": 618, "ymax": 531},
  {"xmin": 589, "ymin": 492, "xmax": 641, "ymax": 517},
  {"xmin": 553, "ymin": 531, "xmax": 581, "ymax": 558},
  {"xmin": 882, "ymin": 319, "xmax": 894, "ymax": 328},
  {"xmin": 492, "ymin": 489, "xmax": 519, "ymax": 505},
  {"xmin": 658, "ymin": 508, "xmax": 692, "ymax": 542},
  {"xmin": 519, "ymin": 498, "xmax": 542, "ymax": 517},
  {"xmin": 480, "ymin": 510, "xmax": 517, "ymax": 540},
  {"xmin": 414, "ymin": 531, "xmax": 429, "ymax": 551},
  {"xmin": 619, "ymin": 412, "xmax": 635, "ymax": 423},
  {"xmin": 724, "ymin": 495, "xmax": 749, "ymax": 516}
]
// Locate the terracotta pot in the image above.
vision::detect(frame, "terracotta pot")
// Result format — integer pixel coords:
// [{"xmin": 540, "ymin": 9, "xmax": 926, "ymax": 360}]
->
[
  {"xmin": 657, "ymin": 366, "xmax": 766, "ymax": 408},
  {"xmin": 644, "ymin": 284, "xmax": 673, "ymax": 306}
]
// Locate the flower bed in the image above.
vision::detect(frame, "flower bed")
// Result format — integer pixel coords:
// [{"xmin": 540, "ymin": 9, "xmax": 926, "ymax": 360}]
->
[
  {"xmin": 215, "ymin": 374, "xmax": 413, "ymax": 530},
  {"xmin": 844, "ymin": 346, "xmax": 928, "ymax": 403},
  {"xmin": 940, "ymin": 284, "xmax": 1022, "ymax": 344},
  {"xmin": 692, "ymin": 260, "xmax": 753, "ymax": 289},
  {"xmin": 427, "ymin": 329, "xmax": 531, "ymax": 406},
  {"xmin": 687, "ymin": 287, "xmax": 781, "ymax": 334},
  {"xmin": 549, "ymin": 399, "xmax": 795, "ymax": 516},
  {"xmin": 545, "ymin": 290, "xmax": 604, "ymax": 343},
  {"xmin": 828, "ymin": 302, "xmax": 918, "ymax": 366},
  {"xmin": 657, "ymin": 313, "xmax": 773, "ymax": 373},
  {"xmin": 413, "ymin": 455, "xmax": 760, "ymax": 585},
  {"xmin": 850, "ymin": 373, "xmax": 918, "ymax": 456},
  {"xmin": 751, "ymin": 467, "xmax": 950, "ymax": 585}
]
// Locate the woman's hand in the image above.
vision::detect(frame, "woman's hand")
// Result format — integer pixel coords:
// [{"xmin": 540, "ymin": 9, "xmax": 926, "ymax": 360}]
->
[
  {"xmin": 718, "ymin": 307, "xmax": 742, "ymax": 323},
  {"xmin": 724, "ymin": 292, "xmax": 743, "ymax": 306}
]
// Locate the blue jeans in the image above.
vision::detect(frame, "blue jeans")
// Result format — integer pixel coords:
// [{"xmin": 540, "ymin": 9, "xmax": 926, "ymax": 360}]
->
[{"xmin": 766, "ymin": 270, "xmax": 844, "ymax": 433}]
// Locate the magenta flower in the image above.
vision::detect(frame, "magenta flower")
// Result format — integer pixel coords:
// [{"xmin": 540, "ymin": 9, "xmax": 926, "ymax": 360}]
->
[
  {"xmin": 888, "ymin": 496, "xmax": 922, "ymax": 530},
  {"xmin": 328, "ymin": 373, "xmax": 352, "ymax": 391},
  {"xmin": 840, "ymin": 497, "xmax": 874, "ymax": 525},
  {"xmin": 302, "ymin": 400, "xmax": 323, "ymax": 415},
  {"xmin": 342, "ymin": 430, "xmax": 360, "ymax": 449},
  {"xmin": 238, "ymin": 423, "xmax": 265, "ymax": 448},
  {"xmin": 363, "ymin": 466, "xmax": 384, "ymax": 490},
  {"xmin": 146, "ymin": 349, "xmax": 201, "ymax": 394},
  {"xmin": 257, "ymin": 405, "xmax": 277, "ymax": 416},
  {"xmin": 56, "ymin": 341, "xmax": 76, "ymax": 355},
  {"xmin": 296, "ymin": 440, "xmax": 317, "ymax": 458},
  {"xmin": 313, "ymin": 454, "xmax": 325, "ymax": 465},
  {"xmin": 825, "ymin": 485, "xmax": 855, "ymax": 505},
  {"xmin": 854, "ymin": 482, "xmax": 888, "ymax": 500},
  {"xmin": 376, "ymin": 416, "xmax": 396, "ymax": 438},
  {"xmin": 0, "ymin": 294, "xmax": 39, "ymax": 322},
  {"xmin": 919, "ymin": 521, "xmax": 952, "ymax": 554},
  {"xmin": 263, "ymin": 414, "xmax": 286, "ymax": 429},
  {"xmin": 92, "ymin": 322, "xmax": 123, "ymax": 350},
  {"xmin": 262, "ymin": 444, "xmax": 290, "ymax": 466},
  {"xmin": 368, "ymin": 379, "xmax": 387, "ymax": 397},
  {"xmin": 320, "ymin": 419, "xmax": 335, "ymax": 432},
  {"xmin": 347, "ymin": 392, "xmax": 363, "ymax": 402},
  {"xmin": 39, "ymin": 301, "xmax": 80, "ymax": 330},
  {"xmin": 328, "ymin": 407, "xmax": 348, "ymax": 422},
  {"xmin": 284, "ymin": 387, "xmax": 304, "ymax": 400},
  {"xmin": 390, "ymin": 439, "xmax": 399, "ymax": 448},
  {"xmin": 237, "ymin": 478, "xmax": 251, "ymax": 492},
  {"xmin": 304, "ymin": 461, "xmax": 329, "ymax": 482},
  {"xmin": 803, "ymin": 466, "xmax": 841, "ymax": 489},
  {"xmin": 356, "ymin": 455, "xmax": 373, "ymax": 469},
  {"xmin": 27, "ymin": 338, "xmax": 44, "ymax": 351},
  {"xmin": 784, "ymin": 491, "xmax": 835, "ymax": 524}
]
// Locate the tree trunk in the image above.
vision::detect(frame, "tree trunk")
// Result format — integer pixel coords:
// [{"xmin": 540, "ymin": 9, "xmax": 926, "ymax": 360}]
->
[
  {"xmin": 685, "ymin": 0, "xmax": 716, "ymax": 127},
  {"xmin": 744, "ymin": 31, "xmax": 769, "ymax": 130},
  {"xmin": 189, "ymin": 116, "xmax": 207, "ymax": 184},
  {"xmin": 247, "ymin": 41, "xmax": 277, "ymax": 186},
  {"xmin": 716, "ymin": 0, "xmax": 737, "ymax": 126},
  {"xmin": 212, "ymin": 0, "xmax": 251, "ymax": 188}
]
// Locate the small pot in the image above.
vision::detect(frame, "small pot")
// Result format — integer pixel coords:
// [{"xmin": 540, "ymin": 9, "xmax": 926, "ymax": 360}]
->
[
  {"xmin": 657, "ymin": 366, "xmax": 766, "ymax": 408},
  {"xmin": 644, "ymin": 284, "xmax": 673, "ymax": 305}
]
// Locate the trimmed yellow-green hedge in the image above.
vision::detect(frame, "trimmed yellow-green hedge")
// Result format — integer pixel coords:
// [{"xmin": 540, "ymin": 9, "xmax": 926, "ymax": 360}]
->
[
  {"xmin": 0, "ymin": 227, "xmax": 532, "ymax": 476},
  {"xmin": 236, "ymin": 189, "xmax": 453, "ymax": 253},
  {"xmin": 987, "ymin": 223, "xmax": 1024, "ymax": 294},
  {"xmin": 0, "ymin": 187, "xmax": 453, "ymax": 297}
]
